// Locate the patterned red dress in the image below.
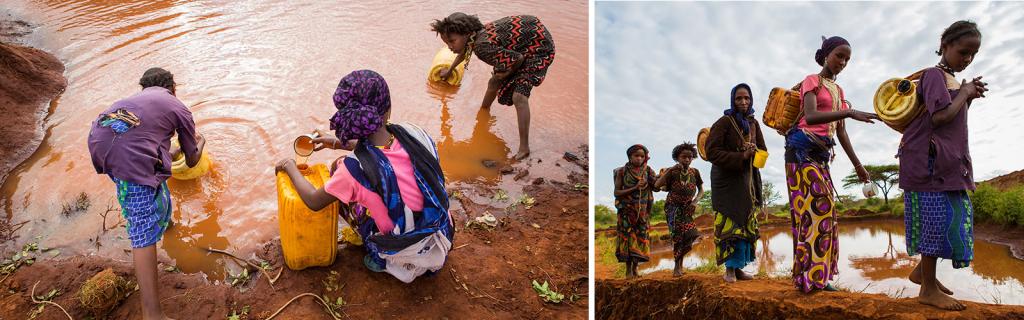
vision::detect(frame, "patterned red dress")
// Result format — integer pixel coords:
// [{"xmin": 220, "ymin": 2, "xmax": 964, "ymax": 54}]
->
[{"xmin": 470, "ymin": 15, "xmax": 556, "ymax": 106}]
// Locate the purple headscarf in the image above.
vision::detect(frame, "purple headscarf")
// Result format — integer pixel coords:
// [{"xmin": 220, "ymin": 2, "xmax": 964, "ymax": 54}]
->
[
  {"xmin": 815, "ymin": 36, "xmax": 850, "ymax": 66},
  {"xmin": 329, "ymin": 70, "xmax": 392, "ymax": 142}
]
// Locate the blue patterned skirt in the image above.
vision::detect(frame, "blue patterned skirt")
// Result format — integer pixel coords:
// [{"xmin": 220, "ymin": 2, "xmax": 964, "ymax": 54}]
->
[
  {"xmin": 904, "ymin": 191, "xmax": 974, "ymax": 268},
  {"xmin": 112, "ymin": 177, "xmax": 173, "ymax": 248}
]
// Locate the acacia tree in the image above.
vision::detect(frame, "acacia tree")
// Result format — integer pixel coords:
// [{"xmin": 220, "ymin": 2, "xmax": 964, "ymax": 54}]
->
[{"xmin": 842, "ymin": 164, "xmax": 900, "ymax": 206}]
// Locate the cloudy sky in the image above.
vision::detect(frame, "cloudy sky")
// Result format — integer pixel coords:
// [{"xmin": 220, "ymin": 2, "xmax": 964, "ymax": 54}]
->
[{"xmin": 594, "ymin": 1, "xmax": 1024, "ymax": 207}]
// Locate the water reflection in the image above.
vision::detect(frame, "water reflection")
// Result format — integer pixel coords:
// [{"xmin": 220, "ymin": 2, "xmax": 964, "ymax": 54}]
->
[{"xmin": 625, "ymin": 219, "xmax": 1024, "ymax": 305}]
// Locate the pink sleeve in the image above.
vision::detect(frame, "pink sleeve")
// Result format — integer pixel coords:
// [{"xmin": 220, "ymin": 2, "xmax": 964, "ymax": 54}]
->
[
  {"xmin": 799, "ymin": 74, "xmax": 819, "ymax": 99},
  {"xmin": 323, "ymin": 160, "xmax": 396, "ymax": 234},
  {"xmin": 839, "ymin": 86, "xmax": 850, "ymax": 110}
]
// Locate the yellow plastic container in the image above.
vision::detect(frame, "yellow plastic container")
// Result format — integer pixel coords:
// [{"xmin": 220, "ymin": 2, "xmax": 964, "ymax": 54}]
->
[
  {"xmin": 170, "ymin": 140, "xmax": 211, "ymax": 180},
  {"xmin": 753, "ymin": 149, "xmax": 768, "ymax": 168},
  {"xmin": 427, "ymin": 47, "xmax": 467, "ymax": 86},
  {"xmin": 276, "ymin": 163, "xmax": 339, "ymax": 270},
  {"xmin": 762, "ymin": 84, "xmax": 803, "ymax": 135},
  {"xmin": 873, "ymin": 77, "xmax": 920, "ymax": 133}
]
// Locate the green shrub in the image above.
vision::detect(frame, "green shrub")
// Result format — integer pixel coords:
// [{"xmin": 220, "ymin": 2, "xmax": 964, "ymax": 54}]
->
[
  {"xmin": 891, "ymin": 202, "xmax": 905, "ymax": 216},
  {"xmin": 650, "ymin": 200, "xmax": 666, "ymax": 225},
  {"xmin": 972, "ymin": 184, "xmax": 1024, "ymax": 225},
  {"xmin": 595, "ymin": 205, "xmax": 616, "ymax": 228}
]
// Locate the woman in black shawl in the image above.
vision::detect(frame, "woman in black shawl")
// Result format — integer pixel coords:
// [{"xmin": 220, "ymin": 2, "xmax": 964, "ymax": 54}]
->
[{"xmin": 705, "ymin": 83, "xmax": 766, "ymax": 283}]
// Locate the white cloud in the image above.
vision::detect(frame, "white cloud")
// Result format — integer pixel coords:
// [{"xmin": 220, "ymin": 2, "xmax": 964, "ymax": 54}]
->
[{"xmin": 595, "ymin": 2, "xmax": 1024, "ymax": 208}]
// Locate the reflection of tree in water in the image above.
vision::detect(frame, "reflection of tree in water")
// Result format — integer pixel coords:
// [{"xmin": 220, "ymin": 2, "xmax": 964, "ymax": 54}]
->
[
  {"xmin": 431, "ymin": 83, "xmax": 511, "ymax": 182},
  {"xmin": 757, "ymin": 235, "xmax": 782, "ymax": 276},
  {"xmin": 164, "ymin": 164, "xmax": 231, "ymax": 280},
  {"xmin": 848, "ymin": 229, "xmax": 916, "ymax": 281}
]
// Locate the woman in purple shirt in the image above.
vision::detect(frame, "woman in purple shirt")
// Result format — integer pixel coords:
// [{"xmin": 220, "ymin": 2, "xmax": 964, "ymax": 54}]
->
[
  {"xmin": 88, "ymin": 67, "xmax": 206, "ymax": 320},
  {"xmin": 900, "ymin": 21, "xmax": 987, "ymax": 311}
]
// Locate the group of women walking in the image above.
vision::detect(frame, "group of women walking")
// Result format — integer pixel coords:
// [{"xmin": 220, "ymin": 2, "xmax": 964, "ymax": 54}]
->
[{"xmin": 613, "ymin": 20, "xmax": 986, "ymax": 311}]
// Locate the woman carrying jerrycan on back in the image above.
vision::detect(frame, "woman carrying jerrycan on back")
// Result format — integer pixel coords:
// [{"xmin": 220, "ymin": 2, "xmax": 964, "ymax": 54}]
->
[
  {"xmin": 276, "ymin": 70, "xmax": 454, "ymax": 283},
  {"xmin": 785, "ymin": 36, "xmax": 877, "ymax": 293}
]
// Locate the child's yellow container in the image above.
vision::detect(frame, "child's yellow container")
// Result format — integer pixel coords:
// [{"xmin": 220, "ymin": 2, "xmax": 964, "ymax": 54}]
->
[
  {"xmin": 276, "ymin": 163, "xmax": 339, "ymax": 270},
  {"xmin": 170, "ymin": 145, "xmax": 211, "ymax": 180},
  {"xmin": 753, "ymin": 149, "xmax": 768, "ymax": 168},
  {"xmin": 427, "ymin": 47, "xmax": 467, "ymax": 86}
]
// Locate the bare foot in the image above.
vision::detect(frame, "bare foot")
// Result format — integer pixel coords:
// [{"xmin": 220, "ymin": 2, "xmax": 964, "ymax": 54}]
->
[
  {"xmin": 673, "ymin": 268, "xmax": 684, "ymax": 277},
  {"xmin": 723, "ymin": 268, "xmax": 736, "ymax": 283},
  {"xmin": 514, "ymin": 149, "xmax": 530, "ymax": 161},
  {"xmin": 918, "ymin": 288, "xmax": 966, "ymax": 311},
  {"xmin": 735, "ymin": 269, "xmax": 753, "ymax": 281},
  {"xmin": 910, "ymin": 263, "xmax": 953, "ymax": 295}
]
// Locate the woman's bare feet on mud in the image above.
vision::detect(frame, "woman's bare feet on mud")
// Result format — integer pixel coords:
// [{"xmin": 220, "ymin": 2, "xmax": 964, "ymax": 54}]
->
[
  {"xmin": 918, "ymin": 286, "xmax": 966, "ymax": 311},
  {"xmin": 735, "ymin": 268, "xmax": 753, "ymax": 281},
  {"xmin": 723, "ymin": 268, "xmax": 736, "ymax": 283},
  {"xmin": 910, "ymin": 262, "xmax": 953, "ymax": 295},
  {"xmin": 514, "ymin": 148, "xmax": 530, "ymax": 161}
]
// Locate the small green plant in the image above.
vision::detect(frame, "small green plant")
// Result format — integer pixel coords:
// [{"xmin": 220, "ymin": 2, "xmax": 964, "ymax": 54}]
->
[
  {"xmin": 28, "ymin": 288, "xmax": 60, "ymax": 319},
  {"xmin": 320, "ymin": 271, "xmax": 347, "ymax": 318},
  {"xmin": 519, "ymin": 194, "xmax": 536, "ymax": 209},
  {"xmin": 532, "ymin": 280, "xmax": 564, "ymax": 304},
  {"xmin": 227, "ymin": 268, "xmax": 250, "ymax": 287},
  {"xmin": 323, "ymin": 296, "xmax": 346, "ymax": 318},
  {"xmin": 574, "ymin": 183, "xmax": 588, "ymax": 191},
  {"xmin": 493, "ymin": 190, "xmax": 509, "ymax": 202},
  {"xmin": 3, "ymin": 242, "xmax": 47, "ymax": 277},
  {"xmin": 258, "ymin": 260, "xmax": 272, "ymax": 271},
  {"xmin": 61, "ymin": 192, "xmax": 92, "ymax": 217},
  {"xmin": 226, "ymin": 305, "xmax": 250, "ymax": 320}
]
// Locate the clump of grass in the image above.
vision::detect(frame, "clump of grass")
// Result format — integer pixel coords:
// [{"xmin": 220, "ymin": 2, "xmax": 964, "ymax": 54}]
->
[
  {"xmin": 78, "ymin": 268, "xmax": 134, "ymax": 318},
  {"xmin": 691, "ymin": 259, "xmax": 724, "ymax": 274},
  {"xmin": 61, "ymin": 192, "xmax": 91, "ymax": 217},
  {"xmin": 595, "ymin": 235, "xmax": 625, "ymax": 277}
]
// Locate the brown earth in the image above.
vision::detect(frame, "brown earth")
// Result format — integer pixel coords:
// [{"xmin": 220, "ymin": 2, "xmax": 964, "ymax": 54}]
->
[
  {"xmin": 0, "ymin": 175, "xmax": 589, "ymax": 319},
  {"xmin": 0, "ymin": 16, "xmax": 67, "ymax": 187},
  {"xmin": 596, "ymin": 273, "xmax": 1024, "ymax": 320},
  {"xmin": 981, "ymin": 169, "xmax": 1024, "ymax": 191}
]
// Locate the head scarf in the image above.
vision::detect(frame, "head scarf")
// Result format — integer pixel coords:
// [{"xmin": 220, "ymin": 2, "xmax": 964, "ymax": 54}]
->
[
  {"xmin": 626, "ymin": 144, "xmax": 649, "ymax": 162},
  {"xmin": 329, "ymin": 70, "xmax": 392, "ymax": 142},
  {"xmin": 624, "ymin": 144, "xmax": 651, "ymax": 188},
  {"xmin": 723, "ymin": 83, "xmax": 754, "ymax": 134},
  {"xmin": 815, "ymin": 36, "xmax": 850, "ymax": 66}
]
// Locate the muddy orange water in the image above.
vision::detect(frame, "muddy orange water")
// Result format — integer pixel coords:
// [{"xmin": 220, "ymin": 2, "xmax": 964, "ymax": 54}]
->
[
  {"xmin": 1, "ymin": 1, "xmax": 587, "ymax": 281},
  {"xmin": 609, "ymin": 220, "xmax": 1024, "ymax": 305}
]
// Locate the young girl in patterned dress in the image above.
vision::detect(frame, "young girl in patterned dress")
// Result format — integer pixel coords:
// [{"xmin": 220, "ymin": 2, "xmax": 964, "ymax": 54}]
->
[
  {"xmin": 613, "ymin": 144, "xmax": 656, "ymax": 278},
  {"xmin": 430, "ymin": 12, "xmax": 556, "ymax": 160},
  {"xmin": 899, "ymin": 21, "xmax": 987, "ymax": 311},
  {"xmin": 655, "ymin": 142, "xmax": 704, "ymax": 277}
]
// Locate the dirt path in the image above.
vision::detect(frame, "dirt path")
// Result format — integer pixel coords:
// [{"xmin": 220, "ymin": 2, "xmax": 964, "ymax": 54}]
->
[{"xmin": 597, "ymin": 272, "xmax": 1024, "ymax": 320}]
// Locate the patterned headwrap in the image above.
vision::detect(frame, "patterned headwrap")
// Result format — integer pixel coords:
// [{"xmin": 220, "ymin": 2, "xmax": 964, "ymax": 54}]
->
[
  {"xmin": 329, "ymin": 70, "xmax": 392, "ymax": 142},
  {"xmin": 815, "ymin": 36, "xmax": 850, "ymax": 66},
  {"xmin": 724, "ymin": 83, "xmax": 754, "ymax": 134},
  {"xmin": 626, "ymin": 144, "xmax": 649, "ymax": 165}
]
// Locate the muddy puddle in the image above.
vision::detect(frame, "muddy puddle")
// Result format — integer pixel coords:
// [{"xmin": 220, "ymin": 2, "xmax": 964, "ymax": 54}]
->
[
  {"xmin": 600, "ymin": 219, "xmax": 1024, "ymax": 305},
  {"xmin": 1, "ymin": 0, "xmax": 586, "ymax": 281}
]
